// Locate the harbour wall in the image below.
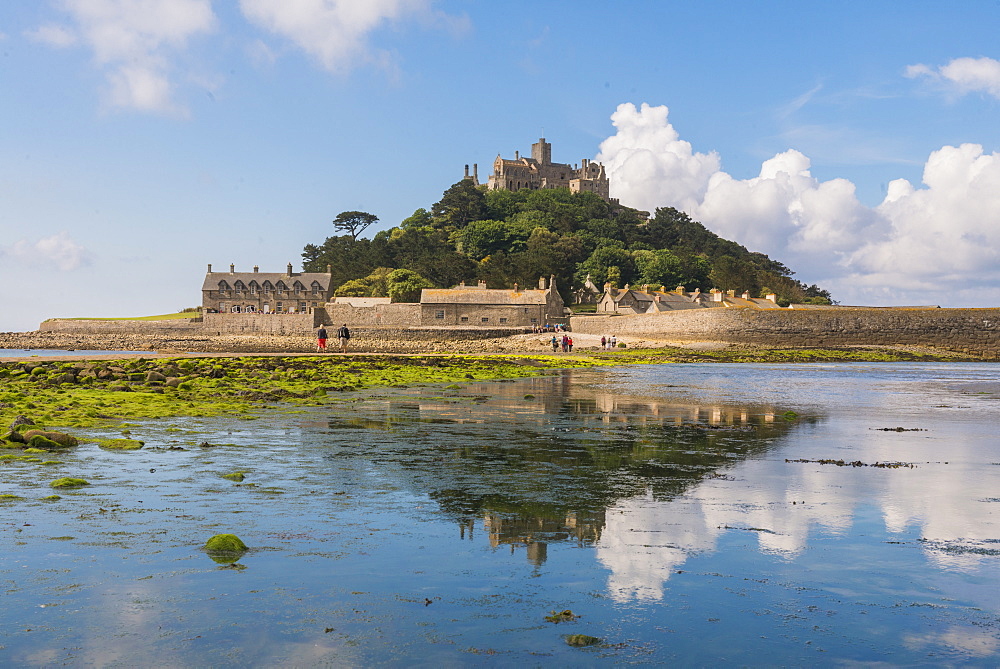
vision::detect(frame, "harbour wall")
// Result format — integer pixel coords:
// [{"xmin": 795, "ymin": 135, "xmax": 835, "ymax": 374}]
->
[{"xmin": 570, "ymin": 308, "xmax": 1000, "ymax": 358}]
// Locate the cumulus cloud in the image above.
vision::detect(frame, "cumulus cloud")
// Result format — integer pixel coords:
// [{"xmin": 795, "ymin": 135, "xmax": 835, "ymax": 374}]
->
[
  {"xmin": 596, "ymin": 102, "xmax": 1000, "ymax": 306},
  {"xmin": 596, "ymin": 103, "xmax": 720, "ymax": 214},
  {"xmin": 7, "ymin": 231, "xmax": 91, "ymax": 271},
  {"xmin": 34, "ymin": 0, "xmax": 216, "ymax": 116},
  {"xmin": 907, "ymin": 57, "xmax": 1000, "ymax": 99},
  {"xmin": 239, "ymin": 0, "xmax": 439, "ymax": 73}
]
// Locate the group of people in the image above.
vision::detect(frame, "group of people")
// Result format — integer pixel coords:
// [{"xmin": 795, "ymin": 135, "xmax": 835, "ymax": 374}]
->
[
  {"xmin": 316, "ymin": 324, "xmax": 350, "ymax": 353},
  {"xmin": 600, "ymin": 335, "xmax": 618, "ymax": 349},
  {"xmin": 551, "ymin": 333, "xmax": 574, "ymax": 352},
  {"xmin": 531, "ymin": 323, "xmax": 566, "ymax": 333}
]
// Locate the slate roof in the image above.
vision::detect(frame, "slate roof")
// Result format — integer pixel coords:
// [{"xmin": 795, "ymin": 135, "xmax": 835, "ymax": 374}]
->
[{"xmin": 202, "ymin": 272, "xmax": 332, "ymax": 291}]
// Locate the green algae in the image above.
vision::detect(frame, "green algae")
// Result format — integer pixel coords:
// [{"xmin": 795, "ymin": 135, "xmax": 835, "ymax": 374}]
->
[
  {"xmin": 0, "ymin": 494, "xmax": 22, "ymax": 500},
  {"xmin": 565, "ymin": 634, "xmax": 602, "ymax": 647},
  {"xmin": 42, "ymin": 494, "xmax": 61, "ymax": 501},
  {"xmin": 204, "ymin": 533, "xmax": 248, "ymax": 564},
  {"xmin": 23, "ymin": 447, "xmax": 47, "ymax": 453},
  {"xmin": 99, "ymin": 438, "xmax": 145, "ymax": 450},
  {"xmin": 221, "ymin": 471, "xmax": 246, "ymax": 482},
  {"xmin": 50, "ymin": 477, "xmax": 90, "ymax": 488}
]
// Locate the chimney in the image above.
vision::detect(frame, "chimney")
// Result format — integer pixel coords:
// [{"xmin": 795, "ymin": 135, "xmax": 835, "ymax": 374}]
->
[
  {"xmin": 741, "ymin": 291, "xmax": 751, "ymax": 299},
  {"xmin": 676, "ymin": 285, "xmax": 685, "ymax": 293},
  {"xmin": 513, "ymin": 282, "xmax": 519, "ymax": 292},
  {"xmin": 207, "ymin": 263, "xmax": 212, "ymax": 273},
  {"xmin": 473, "ymin": 163, "xmax": 478, "ymax": 180},
  {"xmin": 539, "ymin": 276, "xmax": 547, "ymax": 290},
  {"xmin": 766, "ymin": 293, "xmax": 778, "ymax": 303},
  {"xmin": 726, "ymin": 289, "xmax": 736, "ymax": 298},
  {"xmin": 641, "ymin": 284, "xmax": 649, "ymax": 293},
  {"xmin": 286, "ymin": 263, "xmax": 293, "ymax": 277},
  {"xmin": 478, "ymin": 280, "xmax": 486, "ymax": 288},
  {"xmin": 229, "ymin": 263, "xmax": 235, "ymax": 274},
  {"xmin": 253, "ymin": 265, "xmax": 259, "ymax": 273},
  {"xmin": 464, "ymin": 164, "xmax": 470, "ymax": 178},
  {"xmin": 515, "ymin": 150, "xmax": 519, "ymax": 160},
  {"xmin": 326, "ymin": 264, "xmax": 332, "ymax": 274}
]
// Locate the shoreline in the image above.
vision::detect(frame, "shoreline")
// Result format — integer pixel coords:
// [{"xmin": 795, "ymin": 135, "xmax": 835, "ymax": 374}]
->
[{"xmin": 0, "ymin": 329, "xmax": 980, "ymax": 363}]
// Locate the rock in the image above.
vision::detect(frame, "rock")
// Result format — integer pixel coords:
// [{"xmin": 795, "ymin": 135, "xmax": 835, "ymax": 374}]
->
[
  {"xmin": 204, "ymin": 533, "xmax": 248, "ymax": 564},
  {"xmin": 22, "ymin": 430, "xmax": 78, "ymax": 448},
  {"xmin": 10, "ymin": 415, "xmax": 35, "ymax": 431},
  {"xmin": 146, "ymin": 370, "xmax": 166, "ymax": 383}
]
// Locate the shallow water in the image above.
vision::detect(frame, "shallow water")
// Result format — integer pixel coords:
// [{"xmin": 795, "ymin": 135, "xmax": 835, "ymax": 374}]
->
[{"xmin": 2, "ymin": 362, "xmax": 999, "ymax": 666}]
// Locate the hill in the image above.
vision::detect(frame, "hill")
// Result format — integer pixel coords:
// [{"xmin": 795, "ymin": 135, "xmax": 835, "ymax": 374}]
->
[{"xmin": 302, "ymin": 180, "xmax": 832, "ymax": 306}]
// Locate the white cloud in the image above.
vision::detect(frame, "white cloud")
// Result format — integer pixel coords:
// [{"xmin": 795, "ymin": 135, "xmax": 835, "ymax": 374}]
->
[
  {"xmin": 596, "ymin": 102, "xmax": 1000, "ymax": 306},
  {"xmin": 25, "ymin": 23, "xmax": 78, "ymax": 47},
  {"xmin": 906, "ymin": 56, "xmax": 1000, "ymax": 100},
  {"xmin": 7, "ymin": 231, "xmax": 91, "ymax": 271},
  {"xmin": 239, "ymin": 0, "xmax": 440, "ymax": 74},
  {"xmin": 595, "ymin": 103, "xmax": 721, "ymax": 214},
  {"xmin": 35, "ymin": 0, "xmax": 216, "ymax": 116}
]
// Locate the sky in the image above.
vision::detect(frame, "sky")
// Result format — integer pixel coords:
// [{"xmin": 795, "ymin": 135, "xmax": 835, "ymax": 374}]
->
[{"xmin": 3, "ymin": 1, "xmax": 1000, "ymax": 331}]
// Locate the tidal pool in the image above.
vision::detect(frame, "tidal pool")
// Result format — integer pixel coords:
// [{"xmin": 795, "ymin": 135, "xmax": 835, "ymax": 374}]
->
[{"xmin": 1, "ymin": 362, "xmax": 999, "ymax": 666}]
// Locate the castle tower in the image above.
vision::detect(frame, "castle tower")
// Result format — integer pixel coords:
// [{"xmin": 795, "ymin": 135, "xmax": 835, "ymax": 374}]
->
[{"xmin": 532, "ymin": 138, "xmax": 552, "ymax": 165}]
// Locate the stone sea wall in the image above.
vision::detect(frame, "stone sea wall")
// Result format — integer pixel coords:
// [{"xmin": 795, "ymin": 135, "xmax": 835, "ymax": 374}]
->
[
  {"xmin": 570, "ymin": 308, "xmax": 1000, "ymax": 358},
  {"xmin": 202, "ymin": 312, "xmax": 318, "ymax": 335},
  {"xmin": 39, "ymin": 319, "xmax": 203, "ymax": 334}
]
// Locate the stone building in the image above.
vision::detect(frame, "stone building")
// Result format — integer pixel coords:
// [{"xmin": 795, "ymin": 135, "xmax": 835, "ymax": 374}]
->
[
  {"xmin": 202, "ymin": 263, "xmax": 334, "ymax": 314},
  {"xmin": 419, "ymin": 276, "xmax": 567, "ymax": 327},
  {"xmin": 597, "ymin": 285, "xmax": 780, "ymax": 314},
  {"xmin": 475, "ymin": 138, "xmax": 612, "ymax": 201}
]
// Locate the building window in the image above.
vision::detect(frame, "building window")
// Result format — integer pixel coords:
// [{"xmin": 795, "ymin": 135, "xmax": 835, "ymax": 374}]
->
[
  {"xmin": 460, "ymin": 316, "xmax": 468, "ymax": 323},
  {"xmin": 298, "ymin": 301, "xmax": 307, "ymax": 312},
  {"xmin": 435, "ymin": 310, "xmax": 445, "ymax": 319},
  {"xmin": 276, "ymin": 302, "xmax": 283, "ymax": 312},
  {"xmin": 530, "ymin": 318, "xmax": 538, "ymax": 324},
  {"xmin": 481, "ymin": 317, "xmax": 489, "ymax": 323},
  {"xmin": 499, "ymin": 317, "xmax": 507, "ymax": 324}
]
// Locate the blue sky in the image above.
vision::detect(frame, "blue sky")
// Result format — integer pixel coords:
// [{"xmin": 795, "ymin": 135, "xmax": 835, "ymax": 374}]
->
[{"xmin": 3, "ymin": 1, "xmax": 1000, "ymax": 332}]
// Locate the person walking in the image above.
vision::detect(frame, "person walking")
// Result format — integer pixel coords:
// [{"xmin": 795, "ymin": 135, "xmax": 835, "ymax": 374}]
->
[
  {"xmin": 316, "ymin": 325, "xmax": 328, "ymax": 352},
  {"xmin": 551, "ymin": 335, "xmax": 559, "ymax": 352},
  {"xmin": 601, "ymin": 335, "xmax": 607, "ymax": 349},
  {"xmin": 336, "ymin": 323, "xmax": 351, "ymax": 353},
  {"xmin": 567, "ymin": 336, "xmax": 573, "ymax": 353}
]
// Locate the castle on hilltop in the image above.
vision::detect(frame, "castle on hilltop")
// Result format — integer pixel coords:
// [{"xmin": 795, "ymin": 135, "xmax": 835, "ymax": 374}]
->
[{"xmin": 463, "ymin": 137, "xmax": 614, "ymax": 202}]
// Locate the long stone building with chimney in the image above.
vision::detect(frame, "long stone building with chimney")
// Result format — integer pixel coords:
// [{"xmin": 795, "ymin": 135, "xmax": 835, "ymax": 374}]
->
[
  {"xmin": 463, "ymin": 137, "xmax": 612, "ymax": 202},
  {"xmin": 202, "ymin": 263, "xmax": 334, "ymax": 314}
]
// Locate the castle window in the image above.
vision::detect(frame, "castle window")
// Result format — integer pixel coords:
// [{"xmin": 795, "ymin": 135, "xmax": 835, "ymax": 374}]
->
[
  {"xmin": 499, "ymin": 318, "xmax": 508, "ymax": 324},
  {"xmin": 481, "ymin": 317, "xmax": 489, "ymax": 323},
  {"xmin": 435, "ymin": 310, "xmax": 445, "ymax": 320}
]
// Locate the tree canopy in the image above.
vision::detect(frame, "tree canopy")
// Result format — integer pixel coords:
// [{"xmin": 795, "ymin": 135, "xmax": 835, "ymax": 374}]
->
[{"xmin": 303, "ymin": 182, "xmax": 832, "ymax": 306}]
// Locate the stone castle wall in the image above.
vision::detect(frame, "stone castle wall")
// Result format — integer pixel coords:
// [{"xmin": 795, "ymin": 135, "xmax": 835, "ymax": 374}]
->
[
  {"xmin": 570, "ymin": 308, "xmax": 1000, "ymax": 358},
  {"xmin": 322, "ymin": 303, "xmax": 421, "ymax": 327},
  {"xmin": 202, "ymin": 312, "xmax": 318, "ymax": 335}
]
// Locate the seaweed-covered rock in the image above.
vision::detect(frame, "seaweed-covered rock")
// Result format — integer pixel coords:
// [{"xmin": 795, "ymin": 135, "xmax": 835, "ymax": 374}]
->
[
  {"xmin": 10, "ymin": 415, "xmax": 35, "ymax": 430},
  {"xmin": 146, "ymin": 370, "xmax": 166, "ymax": 383},
  {"xmin": 221, "ymin": 471, "xmax": 246, "ymax": 482},
  {"xmin": 22, "ymin": 430, "xmax": 78, "ymax": 448},
  {"xmin": 101, "ymin": 439, "xmax": 144, "ymax": 450},
  {"xmin": 27, "ymin": 435, "xmax": 63, "ymax": 450},
  {"xmin": 3, "ymin": 430, "xmax": 25, "ymax": 444},
  {"xmin": 565, "ymin": 634, "xmax": 602, "ymax": 647},
  {"xmin": 50, "ymin": 477, "xmax": 89, "ymax": 488},
  {"xmin": 204, "ymin": 533, "xmax": 248, "ymax": 564}
]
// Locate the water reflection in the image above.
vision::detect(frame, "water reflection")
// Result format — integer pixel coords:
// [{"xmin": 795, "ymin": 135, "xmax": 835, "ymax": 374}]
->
[{"xmin": 323, "ymin": 371, "xmax": 814, "ymax": 571}]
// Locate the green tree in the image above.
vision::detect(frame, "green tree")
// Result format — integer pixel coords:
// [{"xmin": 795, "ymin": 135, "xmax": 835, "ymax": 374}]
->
[
  {"xmin": 578, "ymin": 246, "xmax": 635, "ymax": 288},
  {"xmin": 386, "ymin": 268, "xmax": 434, "ymax": 302},
  {"xmin": 633, "ymin": 249, "xmax": 684, "ymax": 289},
  {"xmin": 333, "ymin": 211, "xmax": 379, "ymax": 240},
  {"xmin": 432, "ymin": 180, "xmax": 487, "ymax": 230}
]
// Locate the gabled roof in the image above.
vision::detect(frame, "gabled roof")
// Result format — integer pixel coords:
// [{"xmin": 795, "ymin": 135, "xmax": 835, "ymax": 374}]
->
[
  {"xmin": 202, "ymin": 272, "xmax": 332, "ymax": 291},
  {"xmin": 420, "ymin": 288, "xmax": 549, "ymax": 305}
]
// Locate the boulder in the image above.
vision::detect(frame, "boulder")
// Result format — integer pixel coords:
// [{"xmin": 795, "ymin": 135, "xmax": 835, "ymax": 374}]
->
[{"xmin": 22, "ymin": 429, "xmax": 78, "ymax": 447}]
